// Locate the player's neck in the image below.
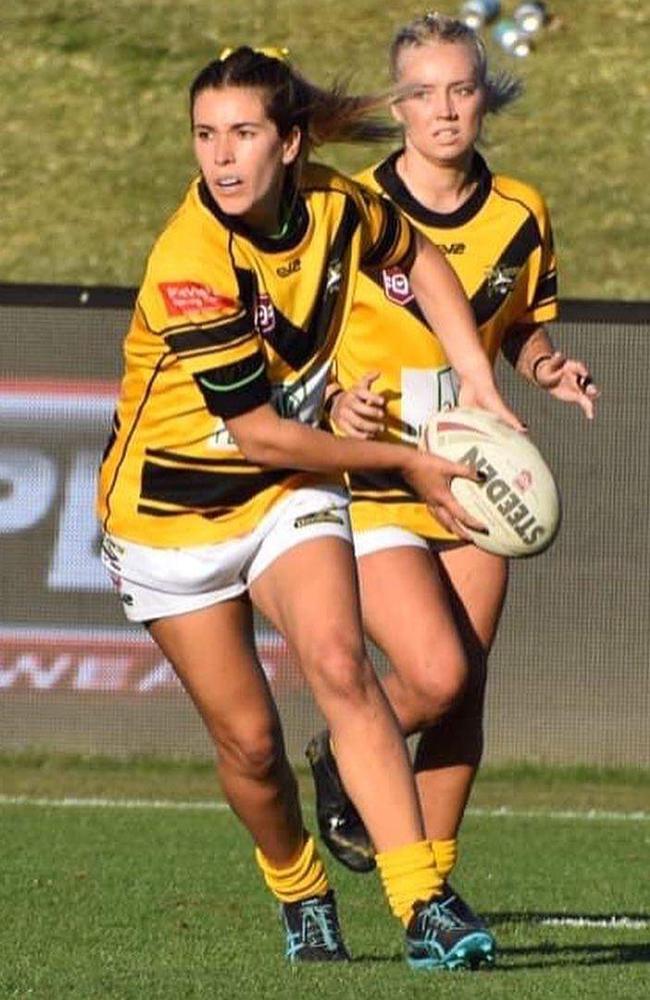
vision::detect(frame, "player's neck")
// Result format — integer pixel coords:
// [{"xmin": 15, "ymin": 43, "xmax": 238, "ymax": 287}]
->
[{"xmin": 396, "ymin": 145, "xmax": 477, "ymax": 214}]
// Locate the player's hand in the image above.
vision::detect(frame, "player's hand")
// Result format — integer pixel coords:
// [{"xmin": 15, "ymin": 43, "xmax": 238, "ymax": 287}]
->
[
  {"xmin": 401, "ymin": 449, "xmax": 487, "ymax": 539},
  {"xmin": 331, "ymin": 371, "xmax": 386, "ymax": 439},
  {"xmin": 458, "ymin": 378, "xmax": 527, "ymax": 433},
  {"xmin": 533, "ymin": 351, "xmax": 600, "ymax": 419}
]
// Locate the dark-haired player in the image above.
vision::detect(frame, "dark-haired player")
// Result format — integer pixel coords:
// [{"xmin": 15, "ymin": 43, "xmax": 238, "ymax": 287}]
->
[{"xmin": 98, "ymin": 45, "xmax": 516, "ymax": 968}]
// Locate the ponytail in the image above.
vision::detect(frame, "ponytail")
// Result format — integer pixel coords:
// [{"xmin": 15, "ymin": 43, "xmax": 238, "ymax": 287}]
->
[{"xmin": 190, "ymin": 46, "xmax": 400, "ymax": 149}]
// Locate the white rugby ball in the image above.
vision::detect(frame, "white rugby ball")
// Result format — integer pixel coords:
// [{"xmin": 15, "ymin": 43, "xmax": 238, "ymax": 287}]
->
[{"xmin": 422, "ymin": 407, "xmax": 561, "ymax": 558}]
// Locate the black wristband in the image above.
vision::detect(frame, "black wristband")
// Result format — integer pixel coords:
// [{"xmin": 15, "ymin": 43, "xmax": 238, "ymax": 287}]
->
[{"xmin": 531, "ymin": 353, "xmax": 553, "ymax": 385}]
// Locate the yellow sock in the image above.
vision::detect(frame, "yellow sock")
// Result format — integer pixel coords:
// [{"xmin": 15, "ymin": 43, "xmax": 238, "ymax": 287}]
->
[
  {"xmin": 255, "ymin": 832, "xmax": 329, "ymax": 903},
  {"xmin": 431, "ymin": 838, "xmax": 458, "ymax": 882},
  {"xmin": 376, "ymin": 840, "xmax": 443, "ymax": 926}
]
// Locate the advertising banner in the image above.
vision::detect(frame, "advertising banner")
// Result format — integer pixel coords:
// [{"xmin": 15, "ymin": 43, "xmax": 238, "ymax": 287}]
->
[{"xmin": 2, "ymin": 291, "xmax": 649, "ymax": 764}]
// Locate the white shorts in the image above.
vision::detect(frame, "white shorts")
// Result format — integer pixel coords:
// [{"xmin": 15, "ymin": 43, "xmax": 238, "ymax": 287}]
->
[
  {"xmin": 353, "ymin": 526, "xmax": 463, "ymax": 559},
  {"xmin": 101, "ymin": 486, "xmax": 351, "ymax": 623}
]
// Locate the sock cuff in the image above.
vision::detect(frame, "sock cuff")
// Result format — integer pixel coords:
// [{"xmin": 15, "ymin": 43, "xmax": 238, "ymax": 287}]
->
[
  {"xmin": 376, "ymin": 838, "xmax": 434, "ymax": 876},
  {"xmin": 255, "ymin": 832, "xmax": 329, "ymax": 903},
  {"xmin": 376, "ymin": 839, "xmax": 441, "ymax": 925},
  {"xmin": 255, "ymin": 832, "xmax": 314, "ymax": 879},
  {"xmin": 430, "ymin": 837, "xmax": 458, "ymax": 881}
]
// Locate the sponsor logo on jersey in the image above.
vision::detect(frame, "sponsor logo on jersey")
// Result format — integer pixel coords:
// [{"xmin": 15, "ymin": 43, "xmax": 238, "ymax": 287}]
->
[
  {"xmin": 276, "ymin": 258, "xmax": 301, "ymax": 278},
  {"xmin": 159, "ymin": 282, "xmax": 236, "ymax": 316},
  {"xmin": 270, "ymin": 361, "xmax": 330, "ymax": 424},
  {"xmin": 381, "ymin": 266, "xmax": 414, "ymax": 306},
  {"xmin": 326, "ymin": 259, "xmax": 342, "ymax": 295},
  {"xmin": 294, "ymin": 508, "xmax": 345, "ymax": 529},
  {"xmin": 255, "ymin": 292, "xmax": 276, "ymax": 334},
  {"xmin": 460, "ymin": 446, "xmax": 546, "ymax": 548},
  {"xmin": 484, "ymin": 265, "xmax": 519, "ymax": 298},
  {"xmin": 437, "ymin": 242, "xmax": 466, "ymax": 255}
]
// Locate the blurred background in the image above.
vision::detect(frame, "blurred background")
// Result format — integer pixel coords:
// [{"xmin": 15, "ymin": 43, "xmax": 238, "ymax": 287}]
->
[{"xmin": 1, "ymin": 0, "xmax": 648, "ymax": 296}]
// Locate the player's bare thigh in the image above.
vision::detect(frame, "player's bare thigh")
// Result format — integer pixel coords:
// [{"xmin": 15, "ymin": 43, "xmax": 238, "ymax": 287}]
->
[
  {"xmin": 249, "ymin": 535, "xmax": 370, "ymax": 697},
  {"xmin": 149, "ymin": 596, "xmax": 279, "ymax": 746},
  {"xmin": 356, "ymin": 543, "xmax": 468, "ymax": 685},
  {"xmin": 436, "ymin": 543, "xmax": 509, "ymax": 651}
]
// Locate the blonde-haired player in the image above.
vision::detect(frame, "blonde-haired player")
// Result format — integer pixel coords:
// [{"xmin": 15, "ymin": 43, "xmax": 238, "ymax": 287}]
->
[{"xmin": 306, "ymin": 12, "xmax": 599, "ymax": 938}]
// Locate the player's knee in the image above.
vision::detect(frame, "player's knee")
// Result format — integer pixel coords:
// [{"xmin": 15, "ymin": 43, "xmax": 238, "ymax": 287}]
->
[
  {"xmin": 401, "ymin": 655, "xmax": 468, "ymax": 723},
  {"xmin": 217, "ymin": 721, "xmax": 285, "ymax": 781},
  {"xmin": 307, "ymin": 642, "xmax": 374, "ymax": 708}
]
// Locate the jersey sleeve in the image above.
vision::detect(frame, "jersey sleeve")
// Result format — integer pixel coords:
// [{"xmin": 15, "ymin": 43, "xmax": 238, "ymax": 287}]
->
[
  {"xmin": 520, "ymin": 195, "xmax": 558, "ymax": 326},
  {"xmin": 138, "ymin": 244, "xmax": 271, "ymax": 420},
  {"xmin": 353, "ymin": 184, "xmax": 417, "ymax": 272}
]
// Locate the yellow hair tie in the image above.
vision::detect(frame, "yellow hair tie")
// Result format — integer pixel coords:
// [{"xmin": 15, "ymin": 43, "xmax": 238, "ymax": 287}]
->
[{"xmin": 219, "ymin": 46, "xmax": 290, "ymax": 63}]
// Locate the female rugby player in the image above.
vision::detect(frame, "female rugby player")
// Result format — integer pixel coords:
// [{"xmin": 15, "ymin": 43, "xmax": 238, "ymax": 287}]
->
[
  {"xmin": 97, "ymin": 46, "xmax": 517, "ymax": 968},
  {"xmin": 306, "ymin": 12, "xmax": 599, "ymax": 936}
]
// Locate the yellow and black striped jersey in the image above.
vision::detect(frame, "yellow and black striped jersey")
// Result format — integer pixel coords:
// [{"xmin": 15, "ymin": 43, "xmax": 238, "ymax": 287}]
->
[
  {"xmin": 98, "ymin": 162, "xmax": 415, "ymax": 546},
  {"xmin": 336, "ymin": 150, "xmax": 558, "ymax": 540}
]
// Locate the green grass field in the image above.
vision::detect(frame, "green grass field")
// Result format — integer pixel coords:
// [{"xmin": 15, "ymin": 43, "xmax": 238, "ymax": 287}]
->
[
  {"xmin": 1, "ymin": 0, "xmax": 648, "ymax": 298},
  {"xmin": 2, "ymin": 758, "xmax": 649, "ymax": 999}
]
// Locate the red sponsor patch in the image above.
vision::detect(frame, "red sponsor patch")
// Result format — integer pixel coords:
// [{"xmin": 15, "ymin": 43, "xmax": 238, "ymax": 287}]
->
[{"xmin": 159, "ymin": 281, "xmax": 236, "ymax": 316}]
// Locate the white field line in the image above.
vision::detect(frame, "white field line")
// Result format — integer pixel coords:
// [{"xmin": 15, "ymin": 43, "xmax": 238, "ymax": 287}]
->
[
  {"xmin": 468, "ymin": 805, "xmax": 650, "ymax": 822},
  {"xmin": 0, "ymin": 794, "xmax": 230, "ymax": 811},
  {"xmin": 539, "ymin": 916, "xmax": 649, "ymax": 930},
  {"xmin": 0, "ymin": 796, "xmax": 648, "ymax": 822}
]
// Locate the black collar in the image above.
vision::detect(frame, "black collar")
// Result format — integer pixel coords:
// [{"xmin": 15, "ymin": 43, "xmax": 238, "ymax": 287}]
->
[
  {"xmin": 198, "ymin": 177, "xmax": 309, "ymax": 253},
  {"xmin": 373, "ymin": 150, "xmax": 493, "ymax": 229}
]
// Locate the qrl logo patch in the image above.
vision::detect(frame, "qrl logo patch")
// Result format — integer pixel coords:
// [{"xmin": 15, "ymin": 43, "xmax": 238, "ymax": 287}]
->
[
  {"xmin": 255, "ymin": 293, "xmax": 276, "ymax": 334},
  {"xmin": 159, "ymin": 282, "xmax": 236, "ymax": 316},
  {"xmin": 382, "ymin": 267, "xmax": 414, "ymax": 306}
]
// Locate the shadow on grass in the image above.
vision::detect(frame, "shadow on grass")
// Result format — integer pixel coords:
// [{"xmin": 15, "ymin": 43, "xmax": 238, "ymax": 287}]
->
[
  {"xmin": 351, "ymin": 944, "xmax": 650, "ymax": 971},
  {"xmin": 482, "ymin": 912, "xmax": 650, "ymax": 970},
  {"xmin": 291, "ymin": 913, "xmax": 650, "ymax": 969}
]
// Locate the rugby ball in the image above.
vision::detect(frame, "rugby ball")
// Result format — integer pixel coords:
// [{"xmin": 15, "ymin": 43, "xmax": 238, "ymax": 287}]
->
[{"xmin": 422, "ymin": 407, "xmax": 561, "ymax": 558}]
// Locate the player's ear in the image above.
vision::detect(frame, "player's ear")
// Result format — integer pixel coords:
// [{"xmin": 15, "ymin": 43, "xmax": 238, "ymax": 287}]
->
[{"xmin": 282, "ymin": 125, "xmax": 302, "ymax": 166}]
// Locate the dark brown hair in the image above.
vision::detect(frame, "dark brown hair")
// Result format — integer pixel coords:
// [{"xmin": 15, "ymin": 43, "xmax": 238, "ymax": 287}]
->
[{"xmin": 190, "ymin": 46, "xmax": 400, "ymax": 148}]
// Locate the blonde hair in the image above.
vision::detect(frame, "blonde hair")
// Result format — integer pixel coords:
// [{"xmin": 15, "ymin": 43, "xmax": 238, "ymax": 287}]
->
[{"xmin": 390, "ymin": 11, "xmax": 522, "ymax": 113}]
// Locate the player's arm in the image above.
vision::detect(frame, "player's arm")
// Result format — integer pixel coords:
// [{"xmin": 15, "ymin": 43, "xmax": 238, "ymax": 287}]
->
[
  {"xmin": 225, "ymin": 402, "xmax": 483, "ymax": 536},
  {"xmin": 502, "ymin": 322, "xmax": 599, "ymax": 420},
  {"xmin": 499, "ymin": 189, "xmax": 598, "ymax": 418},
  {"xmin": 407, "ymin": 232, "xmax": 524, "ymax": 429}
]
